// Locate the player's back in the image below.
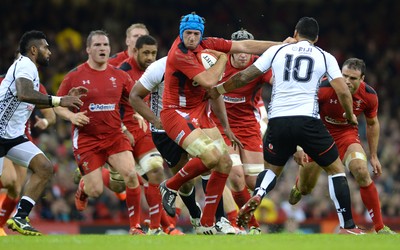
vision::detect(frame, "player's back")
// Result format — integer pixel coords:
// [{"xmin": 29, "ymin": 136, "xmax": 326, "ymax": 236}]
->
[{"xmin": 262, "ymin": 40, "xmax": 341, "ymax": 119}]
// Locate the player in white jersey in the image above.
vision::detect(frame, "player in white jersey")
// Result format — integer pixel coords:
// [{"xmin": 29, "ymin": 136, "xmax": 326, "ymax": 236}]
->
[
  {"xmin": 0, "ymin": 30, "xmax": 85, "ymax": 235},
  {"xmin": 210, "ymin": 17, "xmax": 364, "ymax": 234}
]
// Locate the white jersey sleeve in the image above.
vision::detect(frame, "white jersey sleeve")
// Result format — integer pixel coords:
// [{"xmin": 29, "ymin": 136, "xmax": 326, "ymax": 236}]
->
[
  {"xmin": 0, "ymin": 56, "xmax": 39, "ymax": 139},
  {"xmin": 139, "ymin": 56, "xmax": 167, "ymax": 92},
  {"xmin": 324, "ymin": 52, "xmax": 342, "ymax": 81}
]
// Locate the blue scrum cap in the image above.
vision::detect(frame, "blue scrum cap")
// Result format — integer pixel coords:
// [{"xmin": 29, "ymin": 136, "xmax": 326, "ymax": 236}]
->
[
  {"xmin": 179, "ymin": 12, "xmax": 205, "ymax": 40},
  {"xmin": 231, "ymin": 29, "xmax": 254, "ymax": 41}
]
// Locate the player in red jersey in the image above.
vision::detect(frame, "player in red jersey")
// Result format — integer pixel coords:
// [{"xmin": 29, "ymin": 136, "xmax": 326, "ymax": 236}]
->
[
  {"xmin": 209, "ymin": 29, "xmax": 273, "ymax": 234},
  {"xmin": 118, "ymin": 35, "xmax": 182, "ymax": 235},
  {"xmin": 159, "ymin": 12, "xmax": 294, "ymax": 234},
  {"xmin": 109, "ymin": 23, "xmax": 149, "ymax": 67},
  {"xmin": 54, "ymin": 30, "xmax": 144, "ymax": 235},
  {"xmin": 289, "ymin": 58, "xmax": 396, "ymax": 234}
]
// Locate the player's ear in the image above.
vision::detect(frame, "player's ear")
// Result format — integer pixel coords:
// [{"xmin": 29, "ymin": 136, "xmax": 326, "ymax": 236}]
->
[{"xmin": 313, "ymin": 35, "xmax": 319, "ymax": 43}]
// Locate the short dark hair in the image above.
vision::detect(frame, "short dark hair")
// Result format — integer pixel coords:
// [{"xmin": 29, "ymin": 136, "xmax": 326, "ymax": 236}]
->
[
  {"xmin": 295, "ymin": 17, "xmax": 319, "ymax": 41},
  {"xmin": 19, "ymin": 30, "xmax": 47, "ymax": 56},
  {"xmin": 342, "ymin": 58, "xmax": 366, "ymax": 77},
  {"xmin": 135, "ymin": 35, "xmax": 157, "ymax": 49},
  {"xmin": 86, "ymin": 30, "xmax": 109, "ymax": 47}
]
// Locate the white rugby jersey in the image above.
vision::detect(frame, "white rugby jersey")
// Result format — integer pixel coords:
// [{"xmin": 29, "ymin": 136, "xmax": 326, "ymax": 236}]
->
[
  {"xmin": 254, "ymin": 40, "xmax": 342, "ymax": 119},
  {"xmin": 139, "ymin": 56, "xmax": 167, "ymax": 133},
  {"xmin": 0, "ymin": 56, "xmax": 40, "ymax": 139}
]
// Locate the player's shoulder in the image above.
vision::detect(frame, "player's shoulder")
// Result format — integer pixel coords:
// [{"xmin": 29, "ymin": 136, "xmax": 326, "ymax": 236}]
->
[
  {"xmin": 361, "ymin": 81, "xmax": 377, "ymax": 95},
  {"xmin": 118, "ymin": 60, "xmax": 132, "ymax": 72},
  {"xmin": 108, "ymin": 65, "xmax": 131, "ymax": 79}
]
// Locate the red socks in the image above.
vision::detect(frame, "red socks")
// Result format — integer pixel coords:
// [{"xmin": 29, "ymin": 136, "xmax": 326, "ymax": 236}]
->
[
  {"xmin": 232, "ymin": 188, "xmax": 251, "ymax": 208},
  {"xmin": 360, "ymin": 182, "xmax": 384, "ymax": 232},
  {"xmin": 0, "ymin": 195, "xmax": 18, "ymax": 227},
  {"xmin": 101, "ymin": 168, "xmax": 111, "ymax": 188},
  {"xmin": 200, "ymin": 171, "xmax": 229, "ymax": 226},
  {"xmin": 144, "ymin": 183, "xmax": 162, "ymax": 229},
  {"xmin": 166, "ymin": 158, "xmax": 209, "ymax": 191},
  {"xmin": 125, "ymin": 185, "xmax": 142, "ymax": 228}
]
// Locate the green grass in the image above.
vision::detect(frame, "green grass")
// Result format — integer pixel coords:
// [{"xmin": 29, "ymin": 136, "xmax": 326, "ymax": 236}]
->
[{"xmin": 1, "ymin": 234, "xmax": 399, "ymax": 250}]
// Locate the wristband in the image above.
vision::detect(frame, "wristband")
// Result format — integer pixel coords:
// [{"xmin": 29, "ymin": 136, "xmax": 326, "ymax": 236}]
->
[
  {"xmin": 48, "ymin": 95, "xmax": 61, "ymax": 107},
  {"xmin": 216, "ymin": 83, "xmax": 227, "ymax": 95},
  {"xmin": 42, "ymin": 118, "xmax": 49, "ymax": 128}
]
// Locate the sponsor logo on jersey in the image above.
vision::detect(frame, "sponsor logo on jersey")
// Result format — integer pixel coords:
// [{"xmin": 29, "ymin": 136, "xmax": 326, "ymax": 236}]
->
[
  {"xmin": 89, "ymin": 103, "xmax": 116, "ymax": 112},
  {"xmin": 223, "ymin": 95, "xmax": 246, "ymax": 103},
  {"xmin": 82, "ymin": 80, "xmax": 90, "ymax": 85}
]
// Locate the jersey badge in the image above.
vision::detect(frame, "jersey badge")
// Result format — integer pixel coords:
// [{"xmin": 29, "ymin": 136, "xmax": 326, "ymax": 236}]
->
[{"xmin": 110, "ymin": 77, "xmax": 117, "ymax": 88}]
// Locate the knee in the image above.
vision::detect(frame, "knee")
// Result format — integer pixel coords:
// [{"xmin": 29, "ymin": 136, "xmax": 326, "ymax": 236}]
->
[
  {"xmin": 146, "ymin": 167, "xmax": 165, "ymax": 185},
  {"xmin": 215, "ymin": 154, "xmax": 232, "ymax": 173},
  {"xmin": 36, "ymin": 160, "xmax": 54, "ymax": 180},
  {"xmin": 350, "ymin": 164, "xmax": 372, "ymax": 187},
  {"xmin": 85, "ymin": 183, "xmax": 104, "ymax": 197},
  {"xmin": 229, "ymin": 172, "xmax": 245, "ymax": 191},
  {"xmin": 124, "ymin": 170, "xmax": 140, "ymax": 188}
]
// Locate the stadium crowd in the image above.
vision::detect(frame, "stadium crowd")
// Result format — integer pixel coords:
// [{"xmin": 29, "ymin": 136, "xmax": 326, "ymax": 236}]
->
[{"xmin": 0, "ymin": 0, "xmax": 399, "ymax": 233}]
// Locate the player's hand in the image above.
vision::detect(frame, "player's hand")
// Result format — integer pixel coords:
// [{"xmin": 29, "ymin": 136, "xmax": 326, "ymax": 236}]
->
[
  {"xmin": 370, "ymin": 156, "xmax": 382, "ymax": 176},
  {"xmin": 343, "ymin": 112, "xmax": 358, "ymax": 125},
  {"xmin": 203, "ymin": 49, "xmax": 227, "ymax": 61},
  {"xmin": 224, "ymin": 128, "xmax": 243, "ymax": 150},
  {"xmin": 60, "ymin": 96, "xmax": 84, "ymax": 109},
  {"xmin": 68, "ymin": 86, "xmax": 88, "ymax": 97},
  {"xmin": 207, "ymin": 87, "xmax": 221, "ymax": 100},
  {"xmin": 133, "ymin": 113, "xmax": 148, "ymax": 132},
  {"xmin": 152, "ymin": 117, "xmax": 163, "ymax": 130},
  {"xmin": 283, "ymin": 36, "xmax": 297, "ymax": 43},
  {"xmin": 71, "ymin": 111, "xmax": 90, "ymax": 127},
  {"xmin": 123, "ymin": 129, "xmax": 135, "ymax": 147},
  {"xmin": 293, "ymin": 149, "xmax": 309, "ymax": 167},
  {"xmin": 34, "ymin": 115, "xmax": 49, "ymax": 130}
]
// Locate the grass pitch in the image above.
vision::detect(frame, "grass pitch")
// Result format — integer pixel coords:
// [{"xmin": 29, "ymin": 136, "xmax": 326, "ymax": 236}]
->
[{"xmin": 1, "ymin": 234, "xmax": 398, "ymax": 250}]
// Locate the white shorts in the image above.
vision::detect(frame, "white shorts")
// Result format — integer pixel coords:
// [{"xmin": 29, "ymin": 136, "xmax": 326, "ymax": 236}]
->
[{"xmin": 0, "ymin": 141, "xmax": 44, "ymax": 175}]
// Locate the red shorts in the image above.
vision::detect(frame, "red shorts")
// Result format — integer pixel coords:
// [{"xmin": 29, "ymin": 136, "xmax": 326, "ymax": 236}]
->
[
  {"xmin": 160, "ymin": 102, "xmax": 215, "ymax": 147},
  {"xmin": 331, "ymin": 130, "xmax": 360, "ymax": 160},
  {"xmin": 131, "ymin": 129, "xmax": 157, "ymax": 159},
  {"xmin": 74, "ymin": 132, "xmax": 132, "ymax": 175},
  {"xmin": 220, "ymin": 124, "xmax": 263, "ymax": 152},
  {"xmin": 305, "ymin": 129, "xmax": 359, "ymax": 163}
]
